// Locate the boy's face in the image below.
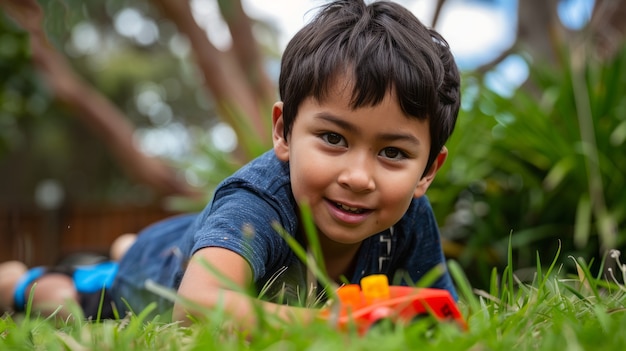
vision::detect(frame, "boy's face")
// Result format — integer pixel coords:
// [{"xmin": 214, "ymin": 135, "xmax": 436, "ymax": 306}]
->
[{"xmin": 272, "ymin": 81, "xmax": 446, "ymax": 249}]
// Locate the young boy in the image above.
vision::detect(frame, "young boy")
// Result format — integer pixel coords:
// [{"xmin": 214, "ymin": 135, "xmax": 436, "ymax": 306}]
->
[
  {"xmin": 2, "ymin": 0, "xmax": 459, "ymax": 327},
  {"xmin": 111, "ymin": 0, "xmax": 461, "ymax": 327}
]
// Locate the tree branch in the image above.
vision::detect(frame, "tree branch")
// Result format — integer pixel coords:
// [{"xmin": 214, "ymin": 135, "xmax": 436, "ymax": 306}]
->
[
  {"xmin": 217, "ymin": 0, "xmax": 274, "ymax": 103},
  {"xmin": 152, "ymin": 0, "xmax": 271, "ymax": 152},
  {"xmin": 431, "ymin": 0, "xmax": 446, "ymax": 28},
  {"xmin": 0, "ymin": 0, "xmax": 199, "ymax": 198}
]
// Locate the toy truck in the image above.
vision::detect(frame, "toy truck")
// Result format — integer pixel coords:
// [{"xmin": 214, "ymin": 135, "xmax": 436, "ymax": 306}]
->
[{"xmin": 321, "ymin": 274, "xmax": 467, "ymax": 334}]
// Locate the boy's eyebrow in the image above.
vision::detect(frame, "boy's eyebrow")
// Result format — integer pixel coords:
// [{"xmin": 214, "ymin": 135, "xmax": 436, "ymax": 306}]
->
[
  {"xmin": 314, "ymin": 113, "xmax": 422, "ymax": 146},
  {"xmin": 315, "ymin": 113, "xmax": 357, "ymax": 132}
]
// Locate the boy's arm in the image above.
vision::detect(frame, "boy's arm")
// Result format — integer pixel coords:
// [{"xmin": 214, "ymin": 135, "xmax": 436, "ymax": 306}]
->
[{"xmin": 173, "ymin": 247, "xmax": 314, "ymax": 327}]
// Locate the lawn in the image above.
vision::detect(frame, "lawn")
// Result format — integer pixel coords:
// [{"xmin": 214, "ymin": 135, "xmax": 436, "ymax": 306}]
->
[{"xmin": 2, "ymin": 248, "xmax": 626, "ymax": 350}]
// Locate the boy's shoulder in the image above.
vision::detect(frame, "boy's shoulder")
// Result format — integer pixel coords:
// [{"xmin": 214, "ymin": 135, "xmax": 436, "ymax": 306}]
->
[
  {"xmin": 395, "ymin": 196, "xmax": 438, "ymax": 234},
  {"xmin": 216, "ymin": 149, "xmax": 292, "ymax": 199}
]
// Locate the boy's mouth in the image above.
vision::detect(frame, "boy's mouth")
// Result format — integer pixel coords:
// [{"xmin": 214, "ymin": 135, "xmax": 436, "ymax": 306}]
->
[{"xmin": 335, "ymin": 202, "xmax": 366, "ymax": 214}]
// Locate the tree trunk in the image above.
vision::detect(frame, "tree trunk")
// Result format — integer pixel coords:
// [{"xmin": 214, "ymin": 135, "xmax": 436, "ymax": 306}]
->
[
  {"xmin": 589, "ymin": 0, "xmax": 626, "ymax": 61},
  {"xmin": 516, "ymin": 0, "xmax": 561, "ymax": 65}
]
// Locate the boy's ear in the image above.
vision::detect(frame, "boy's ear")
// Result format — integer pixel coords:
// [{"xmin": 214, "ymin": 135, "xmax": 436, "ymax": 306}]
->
[
  {"xmin": 413, "ymin": 147, "xmax": 448, "ymax": 198},
  {"xmin": 272, "ymin": 102, "xmax": 290, "ymax": 161}
]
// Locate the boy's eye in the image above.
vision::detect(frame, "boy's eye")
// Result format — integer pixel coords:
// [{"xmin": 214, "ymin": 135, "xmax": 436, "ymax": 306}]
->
[
  {"xmin": 379, "ymin": 147, "xmax": 406, "ymax": 160},
  {"xmin": 321, "ymin": 132, "xmax": 346, "ymax": 146}
]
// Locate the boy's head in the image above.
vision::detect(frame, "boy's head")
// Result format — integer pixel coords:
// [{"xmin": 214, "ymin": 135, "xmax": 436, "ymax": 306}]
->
[{"xmin": 278, "ymin": 0, "xmax": 460, "ymax": 175}]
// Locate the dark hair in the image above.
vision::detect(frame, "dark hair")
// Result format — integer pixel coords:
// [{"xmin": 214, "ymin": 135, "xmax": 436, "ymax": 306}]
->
[{"xmin": 278, "ymin": 0, "xmax": 461, "ymax": 176}]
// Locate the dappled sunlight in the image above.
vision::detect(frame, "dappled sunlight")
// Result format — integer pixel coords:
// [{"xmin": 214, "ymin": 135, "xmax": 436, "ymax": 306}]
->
[{"xmin": 114, "ymin": 7, "xmax": 159, "ymax": 46}]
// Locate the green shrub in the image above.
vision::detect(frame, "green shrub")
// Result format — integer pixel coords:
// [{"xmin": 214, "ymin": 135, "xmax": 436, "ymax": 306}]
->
[{"xmin": 432, "ymin": 45, "xmax": 626, "ymax": 287}]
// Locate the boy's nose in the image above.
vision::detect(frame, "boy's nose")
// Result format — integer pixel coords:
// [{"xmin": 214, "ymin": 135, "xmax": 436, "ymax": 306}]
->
[{"xmin": 337, "ymin": 155, "xmax": 376, "ymax": 193}]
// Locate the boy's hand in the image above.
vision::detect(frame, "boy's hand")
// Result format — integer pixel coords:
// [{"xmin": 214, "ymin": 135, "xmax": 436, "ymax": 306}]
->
[
  {"xmin": 173, "ymin": 248, "xmax": 317, "ymax": 328},
  {"xmin": 173, "ymin": 247, "xmax": 253, "ymax": 324}
]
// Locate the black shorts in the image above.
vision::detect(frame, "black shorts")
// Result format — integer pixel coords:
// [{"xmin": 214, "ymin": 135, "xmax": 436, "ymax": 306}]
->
[{"xmin": 79, "ymin": 289, "xmax": 116, "ymax": 320}]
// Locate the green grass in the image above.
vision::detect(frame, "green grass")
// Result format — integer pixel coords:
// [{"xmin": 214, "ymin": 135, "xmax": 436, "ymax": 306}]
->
[{"xmin": 3, "ymin": 247, "xmax": 626, "ymax": 350}]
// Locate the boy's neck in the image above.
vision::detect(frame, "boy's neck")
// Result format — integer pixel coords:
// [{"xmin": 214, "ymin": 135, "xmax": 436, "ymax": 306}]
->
[
  {"xmin": 317, "ymin": 237, "xmax": 362, "ymax": 283},
  {"xmin": 295, "ymin": 215, "xmax": 361, "ymax": 283}
]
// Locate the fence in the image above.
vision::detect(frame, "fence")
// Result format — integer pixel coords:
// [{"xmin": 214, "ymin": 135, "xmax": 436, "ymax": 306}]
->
[{"xmin": 0, "ymin": 205, "xmax": 178, "ymax": 266}]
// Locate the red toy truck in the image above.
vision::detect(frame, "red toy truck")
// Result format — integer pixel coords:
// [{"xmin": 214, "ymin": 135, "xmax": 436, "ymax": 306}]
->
[{"xmin": 321, "ymin": 274, "xmax": 467, "ymax": 335}]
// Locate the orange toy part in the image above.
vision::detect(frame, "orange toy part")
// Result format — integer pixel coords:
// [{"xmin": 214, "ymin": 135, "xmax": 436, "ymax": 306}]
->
[{"xmin": 321, "ymin": 274, "xmax": 467, "ymax": 335}]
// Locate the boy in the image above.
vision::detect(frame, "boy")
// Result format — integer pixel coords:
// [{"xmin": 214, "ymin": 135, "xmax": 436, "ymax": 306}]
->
[
  {"xmin": 4, "ymin": 0, "xmax": 460, "ymax": 328},
  {"xmin": 112, "ymin": 0, "xmax": 461, "ymax": 327}
]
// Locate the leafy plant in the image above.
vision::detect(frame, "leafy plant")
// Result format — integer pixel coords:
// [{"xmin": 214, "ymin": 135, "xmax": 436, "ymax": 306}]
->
[
  {"xmin": 0, "ymin": 12, "xmax": 54, "ymax": 157},
  {"xmin": 431, "ymin": 44, "xmax": 626, "ymax": 287}
]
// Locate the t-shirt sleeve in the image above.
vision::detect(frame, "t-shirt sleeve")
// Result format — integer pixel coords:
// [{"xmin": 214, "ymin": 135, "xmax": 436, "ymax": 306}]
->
[
  {"xmin": 398, "ymin": 197, "xmax": 458, "ymax": 300},
  {"xmin": 190, "ymin": 183, "xmax": 293, "ymax": 281}
]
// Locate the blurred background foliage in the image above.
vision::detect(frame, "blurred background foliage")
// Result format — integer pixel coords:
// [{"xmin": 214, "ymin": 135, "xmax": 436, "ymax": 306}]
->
[
  {"xmin": 1, "ymin": 0, "xmax": 625, "ymax": 287},
  {"xmin": 430, "ymin": 45, "xmax": 626, "ymax": 285}
]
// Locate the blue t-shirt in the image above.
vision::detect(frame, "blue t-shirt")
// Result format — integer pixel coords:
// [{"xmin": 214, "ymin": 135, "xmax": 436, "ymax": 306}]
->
[{"xmin": 112, "ymin": 150, "xmax": 456, "ymax": 312}]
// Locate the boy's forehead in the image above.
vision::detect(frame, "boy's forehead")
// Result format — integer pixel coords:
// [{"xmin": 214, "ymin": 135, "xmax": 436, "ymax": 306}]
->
[{"xmin": 317, "ymin": 72, "xmax": 398, "ymax": 107}]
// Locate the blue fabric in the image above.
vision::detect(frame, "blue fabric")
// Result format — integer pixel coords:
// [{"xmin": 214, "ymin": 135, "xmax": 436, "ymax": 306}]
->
[
  {"xmin": 111, "ymin": 150, "xmax": 457, "ymax": 314},
  {"xmin": 73, "ymin": 261, "xmax": 118, "ymax": 293},
  {"xmin": 111, "ymin": 213, "xmax": 196, "ymax": 315}
]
